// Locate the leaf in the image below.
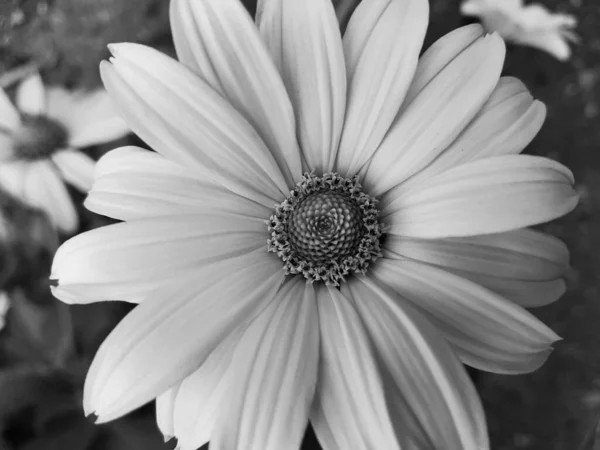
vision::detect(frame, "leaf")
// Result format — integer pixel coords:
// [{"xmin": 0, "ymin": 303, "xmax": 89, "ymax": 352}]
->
[
  {"xmin": 7, "ymin": 287, "xmax": 75, "ymax": 367},
  {"xmin": 18, "ymin": 413, "xmax": 97, "ymax": 450}
]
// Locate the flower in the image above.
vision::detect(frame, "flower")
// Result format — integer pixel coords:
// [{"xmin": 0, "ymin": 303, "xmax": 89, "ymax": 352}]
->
[
  {"xmin": 460, "ymin": 0, "xmax": 578, "ymax": 61},
  {"xmin": 51, "ymin": 0, "xmax": 578, "ymax": 449},
  {"xmin": 0, "ymin": 73, "xmax": 130, "ymax": 233}
]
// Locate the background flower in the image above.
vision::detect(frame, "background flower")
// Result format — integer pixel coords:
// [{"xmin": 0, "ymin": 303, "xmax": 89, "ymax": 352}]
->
[{"xmin": 0, "ymin": 72, "xmax": 130, "ymax": 233}]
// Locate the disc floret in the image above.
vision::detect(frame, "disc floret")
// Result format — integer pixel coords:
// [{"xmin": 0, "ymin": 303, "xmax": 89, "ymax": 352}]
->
[{"xmin": 268, "ymin": 172, "xmax": 384, "ymax": 286}]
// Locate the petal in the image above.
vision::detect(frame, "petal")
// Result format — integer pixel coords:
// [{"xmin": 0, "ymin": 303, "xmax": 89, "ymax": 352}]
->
[
  {"xmin": 0, "ymin": 88, "xmax": 20, "ymax": 131},
  {"xmin": 171, "ymin": 327, "xmax": 244, "ymax": 450},
  {"xmin": 363, "ymin": 33, "xmax": 506, "ymax": 196},
  {"xmin": 46, "ymin": 87, "xmax": 130, "ymax": 148},
  {"xmin": 404, "ymin": 24, "xmax": 484, "ymax": 106},
  {"xmin": 334, "ymin": 0, "xmax": 429, "ymax": 176},
  {"xmin": 101, "ymin": 44, "xmax": 287, "ymax": 206},
  {"xmin": 170, "ymin": 0, "xmax": 302, "ymax": 186},
  {"xmin": 52, "ymin": 149, "xmax": 96, "ymax": 193},
  {"xmin": 15, "ymin": 73, "xmax": 46, "ymax": 115},
  {"xmin": 211, "ymin": 278, "xmax": 319, "ymax": 450},
  {"xmin": 384, "ymin": 155, "xmax": 578, "ymax": 238},
  {"xmin": 311, "ymin": 284, "xmax": 403, "ymax": 450},
  {"xmin": 372, "ymin": 258, "xmax": 561, "ymax": 374},
  {"xmin": 393, "ymin": 76, "xmax": 546, "ymax": 195},
  {"xmin": 85, "ymin": 146, "xmax": 271, "ymax": 221},
  {"xmin": 51, "ymin": 214, "xmax": 267, "ymax": 304},
  {"xmin": 12, "ymin": 160, "xmax": 78, "ymax": 233},
  {"xmin": 83, "ymin": 251, "xmax": 284, "ymax": 423},
  {"xmin": 257, "ymin": 0, "xmax": 347, "ymax": 172},
  {"xmin": 156, "ymin": 385, "xmax": 179, "ymax": 441},
  {"xmin": 385, "ymin": 228, "xmax": 569, "ymax": 281},
  {"xmin": 348, "ymin": 277, "xmax": 489, "ymax": 449}
]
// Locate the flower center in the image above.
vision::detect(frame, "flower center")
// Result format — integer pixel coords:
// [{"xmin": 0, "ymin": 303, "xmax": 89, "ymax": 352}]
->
[
  {"xmin": 12, "ymin": 114, "xmax": 68, "ymax": 160},
  {"xmin": 268, "ymin": 172, "xmax": 383, "ymax": 286}
]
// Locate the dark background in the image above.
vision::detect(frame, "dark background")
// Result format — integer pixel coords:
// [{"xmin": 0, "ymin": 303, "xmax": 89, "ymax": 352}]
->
[{"xmin": 0, "ymin": 0, "xmax": 598, "ymax": 449}]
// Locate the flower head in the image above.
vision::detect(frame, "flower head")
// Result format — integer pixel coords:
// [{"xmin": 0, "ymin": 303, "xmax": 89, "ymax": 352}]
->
[
  {"xmin": 461, "ymin": 0, "xmax": 578, "ymax": 60},
  {"xmin": 51, "ymin": 0, "xmax": 578, "ymax": 449},
  {"xmin": 0, "ymin": 73, "xmax": 130, "ymax": 232}
]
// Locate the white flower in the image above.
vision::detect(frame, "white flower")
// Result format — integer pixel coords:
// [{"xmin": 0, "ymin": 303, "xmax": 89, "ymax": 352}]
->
[
  {"xmin": 461, "ymin": 0, "xmax": 577, "ymax": 60},
  {"xmin": 51, "ymin": 0, "xmax": 578, "ymax": 449},
  {"xmin": 0, "ymin": 73, "xmax": 130, "ymax": 233}
]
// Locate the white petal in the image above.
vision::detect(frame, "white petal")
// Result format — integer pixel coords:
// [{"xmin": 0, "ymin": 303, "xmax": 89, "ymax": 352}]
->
[
  {"xmin": 170, "ymin": 0, "xmax": 302, "ymax": 187},
  {"xmin": 311, "ymin": 285, "xmax": 402, "ymax": 450},
  {"xmin": 211, "ymin": 278, "xmax": 319, "ymax": 450},
  {"xmin": 171, "ymin": 327, "xmax": 244, "ymax": 450},
  {"xmin": 156, "ymin": 385, "xmax": 179, "ymax": 441},
  {"xmin": 372, "ymin": 258, "xmax": 561, "ymax": 374},
  {"xmin": 384, "ymin": 154, "xmax": 578, "ymax": 238},
  {"xmin": 46, "ymin": 87, "xmax": 130, "ymax": 148},
  {"xmin": 15, "ymin": 73, "xmax": 46, "ymax": 116},
  {"xmin": 51, "ymin": 214, "xmax": 267, "ymax": 304},
  {"xmin": 334, "ymin": 0, "xmax": 428, "ymax": 176},
  {"xmin": 385, "ymin": 228, "xmax": 569, "ymax": 281},
  {"xmin": 363, "ymin": 33, "xmax": 505, "ymax": 196},
  {"xmin": 0, "ymin": 88, "xmax": 20, "ymax": 131},
  {"xmin": 17, "ymin": 160, "xmax": 78, "ymax": 233},
  {"xmin": 257, "ymin": 0, "xmax": 346, "ymax": 172},
  {"xmin": 85, "ymin": 146, "xmax": 271, "ymax": 221},
  {"xmin": 393, "ymin": 76, "xmax": 546, "ymax": 196},
  {"xmin": 349, "ymin": 277, "xmax": 489, "ymax": 449},
  {"xmin": 101, "ymin": 44, "xmax": 288, "ymax": 206},
  {"xmin": 52, "ymin": 149, "xmax": 96, "ymax": 193},
  {"xmin": 83, "ymin": 251, "xmax": 284, "ymax": 423},
  {"xmin": 404, "ymin": 24, "xmax": 484, "ymax": 106}
]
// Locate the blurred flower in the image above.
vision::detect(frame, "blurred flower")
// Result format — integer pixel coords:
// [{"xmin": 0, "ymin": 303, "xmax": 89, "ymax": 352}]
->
[
  {"xmin": 0, "ymin": 291, "xmax": 10, "ymax": 331},
  {"xmin": 51, "ymin": 0, "xmax": 578, "ymax": 449},
  {"xmin": 0, "ymin": 73, "xmax": 130, "ymax": 233},
  {"xmin": 460, "ymin": 0, "xmax": 577, "ymax": 60}
]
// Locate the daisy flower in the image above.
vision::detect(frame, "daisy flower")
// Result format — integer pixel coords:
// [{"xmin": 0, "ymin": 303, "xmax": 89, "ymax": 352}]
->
[
  {"xmin": 460, "ymin": 0, "xmax": 578, "ymax": 61},
  {"xmin": 0, "ymin": 73, "xmax": 130, "ymax": 233},
  {"xmin": 51, "ymin": 0, "xmax": 578, "ymax": 449}
]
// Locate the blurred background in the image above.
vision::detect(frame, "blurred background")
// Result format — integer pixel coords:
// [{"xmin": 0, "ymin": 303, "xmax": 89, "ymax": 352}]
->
[{"xmin": 0, "ymin": 0, "xmax": 598, "ymax": 449}]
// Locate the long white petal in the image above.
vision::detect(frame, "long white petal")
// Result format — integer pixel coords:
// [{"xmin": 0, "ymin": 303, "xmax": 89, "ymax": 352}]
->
[
  {"xmin": 384, "ymin": 154, "xmax": 578, "ymax": 238},
  {"xmin": 156, "ymin": 385, "xmax": 179, "ymax": 441},
  {"xmin": 171, "ymin": 327, "xmax": 244, "ymax": 450},
  {"xmin": 83, "ymin": 251, "xmax": 284, "ymax": 423},
  {"xmin": 363, "ymin": 33, "xmax": 505, "ymax": 196},
  {"xmin": 311, "ymin": 285, "xmax": 402, "ymax": 450},
  {"xmin": 170, "ymin": 0, "xmax": 302, "ymax": 187},
  {"xmin": 391, "ymin": 76, "xmax": 546, "ymax": 196},
  {"xmin": 211, "ymin": 278, "xmax": 319, "ymax": 450},
  {"xmin": 52, "ymin": 149, "xmax": 96, "ymax": 193},
  {"xmin": 46, "ymin": 87, "xmax": 130, "ymax": 148},
  {"xmin": 256, "ymin": 0, "xmax": 346, "ymax": 172},
  {"xmin": 51, "ymin": 215, "xmax": 267, "ymax": 304},
  {"xmin": 24, "ymin": 160, "xmax": 78, "ymax": 233},
  {"xmin": 372, "ymin": 258, "xmax": 561, "ymax": 373},
  {"xmin": 334, "ymin": 0, "xmax": 428, "ymax": 176},
  {"xmin": 101, "ymin": 44, "xmax": 287, "ymax": 206},
  {"xmin": 404, "ymin": 24, "xmax": 484, "ymax": 106},
  {"xmin": 349, "ymin": 277, "xmax": 489, "ymax": 449},
  {"xmin": 0, "ymin": 88, "xmax": 20, "ymax": 131},
  {"xmin": 15, "ymin": 73, "xmax": 46, "ymax": 115},
  {"xmin": 85, "ymin": 146, "xmax": 271, "ymax": 222}
]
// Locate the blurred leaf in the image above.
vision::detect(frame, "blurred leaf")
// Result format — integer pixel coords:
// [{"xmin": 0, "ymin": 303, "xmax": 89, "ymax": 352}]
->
[
  {"xmin": 0, "ymin": 367, "xmax": 49, "ymax": 421},
  {"xmin": 18, "ymin": 413, "xmax": 96, "ymax": 450},
  {"xmin": 8, "ymin": 287, "xmax": 74, "ymax": 367},
  {"xmin": 96, "ymin": 415, "xmax": 175, "ymax": 450},
  {"xmin": 579, "ymin": 412, "xmax": 600, "ymax": 450}
]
